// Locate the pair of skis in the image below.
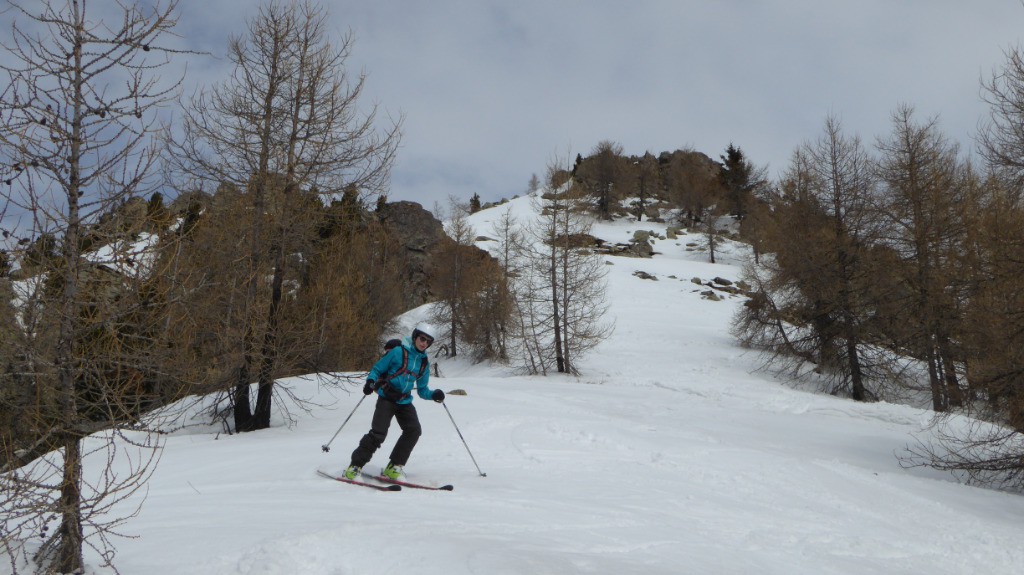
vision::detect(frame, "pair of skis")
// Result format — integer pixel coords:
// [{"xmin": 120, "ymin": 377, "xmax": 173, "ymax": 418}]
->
[{"xmin": 317, "ymin": 469, "xmax": 454, "ymax": 492}]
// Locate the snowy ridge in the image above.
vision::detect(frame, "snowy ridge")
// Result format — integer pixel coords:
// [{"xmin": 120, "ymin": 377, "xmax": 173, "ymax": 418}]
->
[{"xmin": 15, "ymin": 192, "xmax": 1024, "ymax": 575}]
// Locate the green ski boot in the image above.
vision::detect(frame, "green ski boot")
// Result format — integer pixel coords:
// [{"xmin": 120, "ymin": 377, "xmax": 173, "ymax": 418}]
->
[{"xmin": 381, "ymin": 462, "xmax": 404, "ymax": 480}]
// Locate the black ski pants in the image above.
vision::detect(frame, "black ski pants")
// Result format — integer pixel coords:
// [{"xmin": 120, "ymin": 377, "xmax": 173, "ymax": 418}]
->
[{"xmin": 350, "ymin": 396, "xmax": 422, "ymax": 468}]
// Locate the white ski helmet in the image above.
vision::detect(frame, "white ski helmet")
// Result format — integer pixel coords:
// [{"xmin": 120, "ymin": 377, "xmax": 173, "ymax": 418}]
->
[{"xmin": 411, "ymin": 323, "xmax": 436, "ymax": 346}]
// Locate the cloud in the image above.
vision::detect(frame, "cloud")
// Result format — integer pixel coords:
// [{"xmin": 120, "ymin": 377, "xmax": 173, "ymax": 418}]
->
[{"xmin": 7, "ymin": 0, "xmax": 1024, "ymax": 211}]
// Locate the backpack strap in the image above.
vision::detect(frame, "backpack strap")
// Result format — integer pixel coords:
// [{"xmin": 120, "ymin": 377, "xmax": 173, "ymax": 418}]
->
[
  {"xmin": 399, "ymin": 347, "xmax": 410, "ymax": 375},
  {"xmin": 390, "ymin": 347, "xmax": 427, "ymax": 380},
  {"xmin": 380, "ymin": 347, "xmax": 421, "ymax": 403},
  {"xmin": 417, "ymin": 351, "xmax": 429, "ymax": 378}
]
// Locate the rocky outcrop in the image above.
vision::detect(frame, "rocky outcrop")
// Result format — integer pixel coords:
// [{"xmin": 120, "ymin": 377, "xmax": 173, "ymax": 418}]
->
[{"xmin": 375, "ymin": 201, "xmax": 449, "ymax": 309}]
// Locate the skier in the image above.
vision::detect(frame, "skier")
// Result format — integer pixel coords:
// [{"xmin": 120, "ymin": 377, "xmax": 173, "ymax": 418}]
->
[{"xmin": 343, "ymin": 325, "xmax": 445, "ymax": 480}]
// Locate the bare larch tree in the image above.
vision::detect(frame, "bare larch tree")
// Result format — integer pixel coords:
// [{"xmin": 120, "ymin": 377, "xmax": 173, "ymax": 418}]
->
[
  {"xmin": 0, "ymin": 1, "xmax": 183, "ymax": 572},
  {"xmin": 514, "ymin": 159, "xmax": 612, "ymax": 375},
  {"xmin": 166, "ymin": 0, "xmax": 401, "ymax": 432}
]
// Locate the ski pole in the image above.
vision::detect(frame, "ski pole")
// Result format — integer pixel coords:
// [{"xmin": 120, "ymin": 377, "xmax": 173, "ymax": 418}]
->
[
  {"xmin": 321, "ymin": 394, "xmax": 367, "ymax": 453},
  {"xmin": 442, "ymin": 402, "xmax": 487, "ymax": 477}
]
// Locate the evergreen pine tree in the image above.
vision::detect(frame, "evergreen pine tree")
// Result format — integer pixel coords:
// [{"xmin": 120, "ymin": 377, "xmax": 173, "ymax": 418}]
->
[{"xmin": 719, "ymin": 143, "xmax": 754, "ymax": 220}]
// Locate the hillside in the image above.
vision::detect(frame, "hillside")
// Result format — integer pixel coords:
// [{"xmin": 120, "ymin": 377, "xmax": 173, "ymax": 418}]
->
[{"xmin": 9, "ymin": 191, "xmax": 1024, "ymax": 575}]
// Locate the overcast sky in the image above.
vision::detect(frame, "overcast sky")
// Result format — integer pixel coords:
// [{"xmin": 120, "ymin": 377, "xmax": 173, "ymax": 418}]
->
[{"xmin": 140, "ymin": 1, "xmax": 1024, "ymax": 208}]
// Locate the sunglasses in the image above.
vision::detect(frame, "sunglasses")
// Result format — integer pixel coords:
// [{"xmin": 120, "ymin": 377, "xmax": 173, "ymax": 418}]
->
[{"xmin": 416, "ymin": 335, "xmax": 434, "ymax": 347}]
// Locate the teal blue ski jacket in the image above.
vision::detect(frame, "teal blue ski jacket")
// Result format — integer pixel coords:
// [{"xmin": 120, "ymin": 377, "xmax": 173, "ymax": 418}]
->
[{"xmin": 368, "ymin": 337, "xmax": 433, "ymax": 405}]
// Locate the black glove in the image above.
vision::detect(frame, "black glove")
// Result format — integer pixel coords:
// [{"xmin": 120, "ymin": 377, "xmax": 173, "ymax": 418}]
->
[
  {"xmin": 432, "ymin": 389, "xmax": 445, "ymax": 403},
  {"xmin": 363, "ymin": 379, "xmax": 377, "ymax": 396}
]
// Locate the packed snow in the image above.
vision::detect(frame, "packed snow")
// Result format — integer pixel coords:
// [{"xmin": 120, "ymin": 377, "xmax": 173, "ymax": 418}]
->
[{"xmin": 11, "ymin": 192, "xmax": 1024, "ymax": 575}]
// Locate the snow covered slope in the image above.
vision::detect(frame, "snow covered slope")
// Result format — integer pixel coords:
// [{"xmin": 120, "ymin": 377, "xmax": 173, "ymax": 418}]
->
[{"xmin": 17, "ymin": 193, "xmax": 1024, "ymax": 575}]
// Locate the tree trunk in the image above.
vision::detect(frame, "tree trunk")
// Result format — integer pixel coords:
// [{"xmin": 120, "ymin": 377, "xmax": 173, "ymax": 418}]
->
[
  {"xmin": 846, "ymin": 331, "xmax": 866, "ymax": 402},
  {"xmin": 234, "ymin": 378, "xmax": 254, "ymax": 432},
  {"xmin": 253, "ymin": 252, "xmax": 285, "ymax": 430},
  {"xmin": 55, "ymin": 437, "xmax": 84, "ymax": 573},
  {"xmin": 550, "ymin": 260, "xmax": 564, "ymax": 373},
  {"xmin": 53, "ymin": 22, "xmax": 86, "ymax": 570},
  {"xmin": 939, "ymin": 335, "xmax": 964, "ymax": 408},
  {"xmin": 926, "ymin": 348, "xmax": 945, "ymax": 412}
]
